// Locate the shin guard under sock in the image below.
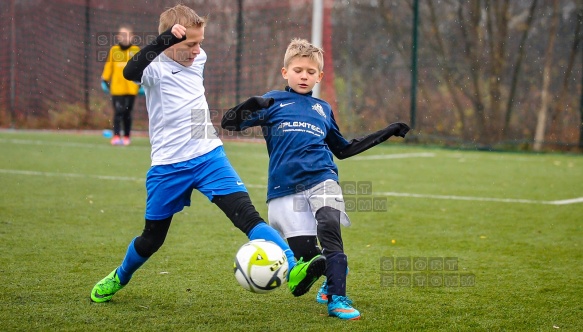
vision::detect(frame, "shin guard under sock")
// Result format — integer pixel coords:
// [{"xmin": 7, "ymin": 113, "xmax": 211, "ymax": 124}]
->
[{"xmin": 116, "ymin": 237, "xmax": 148, "ymax": 285}]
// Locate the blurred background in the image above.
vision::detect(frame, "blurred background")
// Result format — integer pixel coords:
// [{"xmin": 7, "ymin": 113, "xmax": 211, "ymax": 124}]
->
[{"xmin": 0, "ymin": 0, "xmax": 582, "ymax": 151}]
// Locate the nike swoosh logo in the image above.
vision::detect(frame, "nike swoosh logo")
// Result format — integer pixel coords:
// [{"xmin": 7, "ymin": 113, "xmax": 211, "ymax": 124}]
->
[
  {"xmin": 92, "ymin": 290, "xmax": 110, "ymax": 299},
  {"xmin": 172, "ymin": 70, "xmax": 182, "ymax": 74},
  {"xmin": 237, "ymin": 181, "xmax": 244, "ymax": 185},
  {"xmin": 280, "ymin": 102, "xmax": 295, "ymax": 108},
  {"xmin": 291, "ymin": 263, "xmax": 308, "ymax": 278}
]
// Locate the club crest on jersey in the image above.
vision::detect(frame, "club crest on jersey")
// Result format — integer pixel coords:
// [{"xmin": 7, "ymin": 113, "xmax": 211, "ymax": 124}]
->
[{"xmin": 312, "ymin": 103, "xmax": 326, "ymax": 118}]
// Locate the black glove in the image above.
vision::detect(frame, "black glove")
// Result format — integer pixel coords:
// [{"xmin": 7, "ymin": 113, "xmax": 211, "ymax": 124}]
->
[
  {"xmin": 221, "ymin": 97, "xmax": 274, "ymax": 131},
  {"xmin": 389, "ymin": 122, "xmax": 411, "ymax": 138},
  {"xmin": 332, "ymin": 121, "xmax": 411, "ymax": 159},
  {"xmin": 238, "ymin": 96, "xmax": 275, "ymax": 113}
]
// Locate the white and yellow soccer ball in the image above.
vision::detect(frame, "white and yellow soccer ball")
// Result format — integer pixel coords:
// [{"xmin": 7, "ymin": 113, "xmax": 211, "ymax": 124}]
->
[{"xmin": 233, "ymin": 240, "xmax": 288, "ymax": 294}]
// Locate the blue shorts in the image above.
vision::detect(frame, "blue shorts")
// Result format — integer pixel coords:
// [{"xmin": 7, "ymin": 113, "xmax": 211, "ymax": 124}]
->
[{"xmin": 145, "ymin": 146, "xmax": 247, "ymax": 220}]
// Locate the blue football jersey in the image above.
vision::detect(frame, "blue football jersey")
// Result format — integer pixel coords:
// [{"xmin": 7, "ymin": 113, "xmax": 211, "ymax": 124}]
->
[{"xmin": 240, "ymin": 88, "xmax": 350, "ymax": 201}]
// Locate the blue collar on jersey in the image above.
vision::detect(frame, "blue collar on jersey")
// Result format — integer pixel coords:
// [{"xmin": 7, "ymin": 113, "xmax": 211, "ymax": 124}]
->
[{"xmin": 285, "ymin": 85, "xmax": 313, "ymax": 96}]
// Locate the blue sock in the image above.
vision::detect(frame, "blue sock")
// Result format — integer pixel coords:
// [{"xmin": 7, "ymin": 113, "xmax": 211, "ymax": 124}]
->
[
  {"xmin": 248, "ymin": 222, "xmax": 296, "ymax": 274},
  {"xmin": 116, "ymin": 237, "xmax": 148, "ymax": 285}
]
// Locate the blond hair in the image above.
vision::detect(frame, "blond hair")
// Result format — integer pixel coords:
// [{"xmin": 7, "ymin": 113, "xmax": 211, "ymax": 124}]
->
[
  {"xmin": 158, "ymin": 4, "xmax": 207, "ymax": 34},
  {"xmin": 283, "ymin": 38, "xmax": 324, "ymax": 71}
]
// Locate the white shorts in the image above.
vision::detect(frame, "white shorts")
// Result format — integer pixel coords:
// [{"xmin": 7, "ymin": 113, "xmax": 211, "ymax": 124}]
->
[{"xmin": 267, "ymin": 180, "xmax": 351, "ymax": 238}]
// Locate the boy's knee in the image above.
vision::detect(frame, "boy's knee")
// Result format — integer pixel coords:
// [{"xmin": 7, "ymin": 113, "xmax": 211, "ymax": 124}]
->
[
  {"xmin": 134, "ymin": 235, "xmax": 163, "ymax": 257},
  {"xmin": 134, "ymin": 218, "xmax": 172, "ymax": 257},
  {"xmin": 213, "ymin": 192, "xmax": 263, "ymax": 235}
]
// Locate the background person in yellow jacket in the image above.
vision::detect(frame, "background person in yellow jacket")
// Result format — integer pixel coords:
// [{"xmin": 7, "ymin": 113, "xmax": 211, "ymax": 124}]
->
[{"xmin": 101, "ymin": 25, "xmax": 141, "ymax": 146}]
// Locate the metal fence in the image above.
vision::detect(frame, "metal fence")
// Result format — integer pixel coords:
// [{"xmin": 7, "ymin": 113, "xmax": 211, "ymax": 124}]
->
[{"xmin": 1, "ymin": 0, "xmax": 582, "ymax": 150}]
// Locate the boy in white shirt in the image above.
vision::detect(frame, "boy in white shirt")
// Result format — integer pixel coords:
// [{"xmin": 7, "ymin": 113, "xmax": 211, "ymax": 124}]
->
[{"xmin": 90, "ymin": 4, "xmax": 325, "ymax": 303}]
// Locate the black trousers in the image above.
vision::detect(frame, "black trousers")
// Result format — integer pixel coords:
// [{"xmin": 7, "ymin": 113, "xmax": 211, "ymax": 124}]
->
[{"xmin": 112, "ymin": 95, "xmax": 136, "ymax": 137}]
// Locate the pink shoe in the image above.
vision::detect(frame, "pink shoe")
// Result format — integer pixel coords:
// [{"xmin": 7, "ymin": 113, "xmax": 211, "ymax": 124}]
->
[
  {"xmin": 122, "ymin": 137, "xmax": 131, "ymax": 146},
  {"xmin": 110, "ymin": 135, "xmax": 122, "ymax": 145}
]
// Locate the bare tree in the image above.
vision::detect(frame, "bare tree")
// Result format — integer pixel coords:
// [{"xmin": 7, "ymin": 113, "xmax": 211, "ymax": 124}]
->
[
  {"xmin": 458, "ymin": 0, "xmax": 488, "ymax": 140},
  {"xmin": 534, "ymin": 0, "xmax": 559, "ymax": 151},
  {"xmin": 503, "ymin": 0, "xmax": 538, "ymax": 137},
  {"xmin": 549, "ymin": 3, "xmax": 582, "ymax": 144},
  {"xmin": 485, "ymin": 0, "xmax": 510, "ymax": 140},
  {"xmin": 426, "ymin": 1, "xmax": 467, "ymax": 136},
  {"xmin": 331, "ymin": 1, "xmax": 578, "ymax": 148}
]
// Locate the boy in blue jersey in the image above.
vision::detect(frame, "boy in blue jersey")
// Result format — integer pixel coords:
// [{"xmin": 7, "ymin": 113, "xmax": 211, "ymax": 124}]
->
[
  {"xmin": 90, "ymin": 6, "xmax": 325, "ymax": 304},
  {"xmin": 222, "ymin": 38, "xmax": 410, "ymax": 320}
]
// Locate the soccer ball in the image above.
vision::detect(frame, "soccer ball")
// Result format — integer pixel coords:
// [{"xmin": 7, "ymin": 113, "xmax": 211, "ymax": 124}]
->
[{"xmin": 233, "ymin": 240, "xmax": 288, "ymax": 294}]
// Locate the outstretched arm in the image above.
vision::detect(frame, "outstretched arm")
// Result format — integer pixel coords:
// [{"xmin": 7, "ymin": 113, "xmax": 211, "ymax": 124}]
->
[
  {"xmin": 221, "ymin": 96, "xmax": 274, "ymax": 131},
  {"xmin": 123, "ymin": 25, "xmax": 187, "ymax": 82},
  {"xmin": 327, "ymin": 122, "xmax": 410, "ymax": 160}
]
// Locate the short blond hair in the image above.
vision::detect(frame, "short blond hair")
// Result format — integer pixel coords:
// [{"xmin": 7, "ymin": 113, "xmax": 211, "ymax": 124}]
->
[
  {"xmin": 283, "ymin": 38, "xmax": 324, "ymax": 71},
  {"xmin": 158, "ymin": 4, "xmax": 207, "ymax": 34}
]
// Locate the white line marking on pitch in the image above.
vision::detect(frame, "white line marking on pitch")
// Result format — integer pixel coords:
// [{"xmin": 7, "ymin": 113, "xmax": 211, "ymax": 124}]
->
[
  {"xmin": 549, "ymin": 197, "xmax": 583, "ymax": 205},
  {"xmin": 0, "ymin": 138, "xmax": 149, "ymax": 150},
  {"xmin": 0, "ymin": 169, "xmax": 143, "ymax": 182},
  {"xmin": 0, "ymin": 169, "xmax": 267, "ymax": 189},
  {"xmin": 1, "ymin": 169, "xmax": 580, "ymax": 204},
  {"xmin": 373, "ymin": 191, "xmax": 583, "ymax": 205},
  {"xmin": 351, "ymin": 152, "xmax": 435, "ymax": 160}
]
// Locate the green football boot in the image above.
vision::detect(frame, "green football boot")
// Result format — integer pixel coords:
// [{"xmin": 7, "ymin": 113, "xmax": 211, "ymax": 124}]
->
[
  {"xmin": 288, "ymin": 255, "xmax": 326, "ymax": 297},
  {"xmin": 90, "ymin": 269, "xmax": 125, "ymax": 303}
]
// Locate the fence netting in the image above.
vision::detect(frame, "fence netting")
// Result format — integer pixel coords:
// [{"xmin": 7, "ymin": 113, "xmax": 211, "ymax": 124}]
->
[{"xmin": 1, "ymin": 0, "xmax": 581, "ymax": 149}]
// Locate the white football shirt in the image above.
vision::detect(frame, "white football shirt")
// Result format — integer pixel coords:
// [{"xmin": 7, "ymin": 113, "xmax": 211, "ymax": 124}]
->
[{"xmin": 141, "ymin": 50, "xmax": 222, "ymax": 165}]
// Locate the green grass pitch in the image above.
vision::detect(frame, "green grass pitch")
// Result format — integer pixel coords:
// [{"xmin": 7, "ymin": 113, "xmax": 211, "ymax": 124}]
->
[{"xmin": 0, "ymin": 130, "xmax": 581, "ymax": 331}]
